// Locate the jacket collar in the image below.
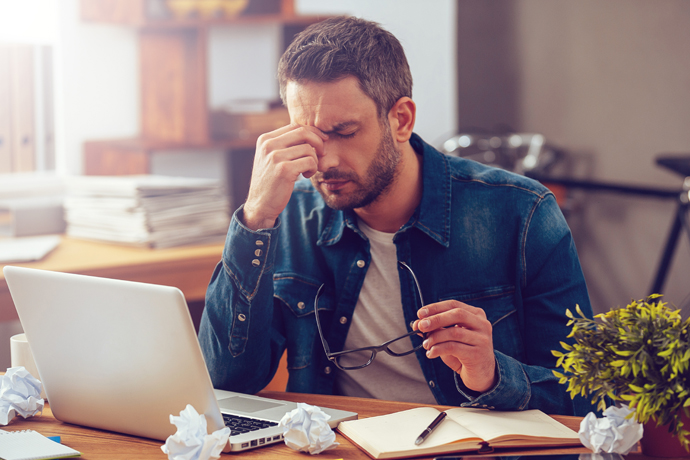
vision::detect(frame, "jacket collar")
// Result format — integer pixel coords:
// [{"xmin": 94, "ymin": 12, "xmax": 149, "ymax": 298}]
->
[{"xmin": 317, "ymin": 133, "xmax": 451, "ymax": 248}]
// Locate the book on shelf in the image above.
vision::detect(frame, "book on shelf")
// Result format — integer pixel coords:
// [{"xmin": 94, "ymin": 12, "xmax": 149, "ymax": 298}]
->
[{"xmin": 336, "ymin": 406, "xmax": 581, "ymax": 460}]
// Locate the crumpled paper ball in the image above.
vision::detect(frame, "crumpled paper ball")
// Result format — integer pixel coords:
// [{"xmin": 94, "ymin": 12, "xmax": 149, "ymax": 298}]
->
[
  {"xmin": 579, "ymin": 405, "xmax": 643, "ymax": 455},
  {"xmin": 161, "ymin": 404, "xmax": 230, "ymax": 460},
  {"xmin": 0, "ymin": 366, "xmax": 44, "ymax": 425},
  {"xmin": 279, "ymin": 402, "xmax": 339, "ymax": 455},
  {"xmin": 578, "ymin": 453, "xmax": 625, "ymax": 460}
]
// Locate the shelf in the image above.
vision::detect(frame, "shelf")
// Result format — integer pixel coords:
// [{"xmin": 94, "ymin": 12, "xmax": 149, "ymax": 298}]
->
[
  {"xmin": 84, "ymin": 137, "xmax": 258, "ymax": 175},
  {"xmin": 86, "ymin": 137, "xmax": 258, "ymax": 151},
  {"xmin": 136, "ymin": 15, "xmax": 326, "ymax": 29},
  {"xmin": 80, "ymin": 0, "xmax": 320, "ymax": 28},
  {"xmin": 80, "ymin": 0, "xmax": 318, "ymax": 211}
]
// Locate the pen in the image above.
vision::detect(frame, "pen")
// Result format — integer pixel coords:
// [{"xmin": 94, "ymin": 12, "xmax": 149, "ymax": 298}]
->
[{"xmin": 415, "ymin": 411, "xmax": 447, "ymax": 445}]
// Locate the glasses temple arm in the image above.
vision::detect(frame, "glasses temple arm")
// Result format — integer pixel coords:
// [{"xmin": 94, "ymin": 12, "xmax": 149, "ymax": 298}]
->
[
  {"xmin": 398, "ymin": 261, "xmax": 425, "ymax": 306},
  {"xmin": 314, "ymin": 284, "xmax": 333, "ymax": 356}
]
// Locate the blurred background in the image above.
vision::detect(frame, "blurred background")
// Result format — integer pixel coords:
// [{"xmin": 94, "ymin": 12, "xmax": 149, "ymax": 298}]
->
[{"xmin": 1, "ymin": 0, "xmax": 689, "ymax": 370}]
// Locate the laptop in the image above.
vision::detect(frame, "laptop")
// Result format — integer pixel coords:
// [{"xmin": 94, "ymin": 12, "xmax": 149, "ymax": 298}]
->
[{"xmin": 3, "ymin": 266, "xmax": 357, "ymax": 452}]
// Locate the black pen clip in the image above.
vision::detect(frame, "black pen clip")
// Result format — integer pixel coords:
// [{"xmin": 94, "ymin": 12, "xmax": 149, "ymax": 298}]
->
[{"xmin": 477, "ymin": 442, "xmax": 494, "ymax": 453}]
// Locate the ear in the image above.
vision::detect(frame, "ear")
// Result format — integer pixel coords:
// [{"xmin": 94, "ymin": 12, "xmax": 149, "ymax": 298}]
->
[{"xmin": 387, "ymin": 97, "xmax": 416, "ymax": 143}]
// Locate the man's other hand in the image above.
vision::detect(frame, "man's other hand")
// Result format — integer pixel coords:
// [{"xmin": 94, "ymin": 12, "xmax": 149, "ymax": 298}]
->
[
  {"xmin": 242, "ymin": 124, "xmax": 328, "ymax": 231},
  {"xmin": 414, "ymin": 300, "xmax": 497, "ymax": 394}
]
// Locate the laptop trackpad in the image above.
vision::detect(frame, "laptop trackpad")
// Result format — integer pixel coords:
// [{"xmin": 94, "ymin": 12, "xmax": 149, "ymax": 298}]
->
[{"xmin": 218, "ymin": 396, "xmax": 285, "ymax": 413}]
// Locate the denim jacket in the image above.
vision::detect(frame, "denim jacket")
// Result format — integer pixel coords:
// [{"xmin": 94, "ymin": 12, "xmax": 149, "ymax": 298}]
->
[{"xmin": 199, "ymin": 133, "xmax": 594, "ymax": 415}]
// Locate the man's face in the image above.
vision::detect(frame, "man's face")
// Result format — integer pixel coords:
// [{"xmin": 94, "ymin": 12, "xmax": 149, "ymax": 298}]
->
[{"xmin": 285, "ymin": 76, "xmax": 401, "ymax": 211}]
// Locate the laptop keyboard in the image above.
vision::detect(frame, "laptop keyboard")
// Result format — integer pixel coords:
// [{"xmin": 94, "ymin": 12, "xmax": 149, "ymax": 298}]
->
[{"xmin": 223, "ymin": 413, "xmax": 279, "ymax": 437}]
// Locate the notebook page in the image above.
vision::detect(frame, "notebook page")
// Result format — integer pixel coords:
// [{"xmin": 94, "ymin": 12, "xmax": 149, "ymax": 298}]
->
[
  {"xmin": 339, "ymin": 407, "xmax": 481, "ymax": 454},
  {"xmin": 445, "ymin": 407, "xmax": 578, "ymax": 442},
  {"xmin": 0, "ymin": 430, "xmax": 80, "ymax": 460}
]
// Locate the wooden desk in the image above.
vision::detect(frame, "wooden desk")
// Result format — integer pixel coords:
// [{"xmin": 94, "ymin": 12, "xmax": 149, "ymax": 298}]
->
[
  {"xmin": 2, "ymin": 391, "xmax": 651, "ymax": 460},
  {"xmin": 0, "ymin": 236, "xmax": 224, "ymax": 322}
]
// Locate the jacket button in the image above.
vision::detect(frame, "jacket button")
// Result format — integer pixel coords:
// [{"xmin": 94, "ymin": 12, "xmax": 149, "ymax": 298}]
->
[
  {"xmin": 254, "ymin": 249, "xmax": 262, "ymax": 257},
  {"xmin": 324, "ymin": 366, "xmax": 332, "ymax": 374},
  {"xmin": 297, "ymin": 302, "xmax": 306, "ymax": 310},
  {"xmin": 255, "ymin": 240, "xmax": 264, "ymax": 246},
  {"xmin": 428, "ymin": 380, "xmax": 436, "ymax": 388},
  {"xmin": 238, "ymin": 313, "xmax": 246, "ymax": 322},
  {"xmin": 339, "ymin": 316, "xmax": 348, "ymax": 324},
  {"xmin": 356, "ymin": 260, "xmax": 366, "ymax": 268},
  {"xmin": 252, "ymin": 259, "xmax": 261, "ymax": 267}
]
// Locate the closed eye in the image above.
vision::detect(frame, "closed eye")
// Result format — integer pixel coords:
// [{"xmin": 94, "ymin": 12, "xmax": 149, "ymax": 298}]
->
[{"xmin": 334, "ymin": 131, "xmax": 356, "ymax": 139}]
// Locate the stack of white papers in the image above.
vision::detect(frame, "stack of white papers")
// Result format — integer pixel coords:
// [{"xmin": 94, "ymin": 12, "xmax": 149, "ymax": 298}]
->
[
  {"xmin": 0, "ymin": 235, "xmax": 61, "ymax": 263},
  {"xmin": 63, "ymin": 175, "xmax": 230, "ymax": 248}
]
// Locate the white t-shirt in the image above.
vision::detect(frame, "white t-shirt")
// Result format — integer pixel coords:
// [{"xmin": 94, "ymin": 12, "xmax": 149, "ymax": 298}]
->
[{"xmin": 334, "ymin": 219, "xmax": 437, "ymax": 404}]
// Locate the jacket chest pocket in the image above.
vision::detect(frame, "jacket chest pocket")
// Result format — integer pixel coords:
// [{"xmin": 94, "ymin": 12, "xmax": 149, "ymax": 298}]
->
[
  {"xmin": 440, "ymin": 285, "xmax": 524, "ymax": 361},
  {"xmin": 274, "ymin": 274, "xmax": 333, "ymax": 370}
]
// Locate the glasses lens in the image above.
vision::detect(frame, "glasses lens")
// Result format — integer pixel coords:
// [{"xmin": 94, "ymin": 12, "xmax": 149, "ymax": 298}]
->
[
  {"xmin": 335, "ymin": 350, "xmax": 376, "ymax": 369},
  {"xmin": 386, "ymin": 335, "xmax": 422, "ymax": 356}
]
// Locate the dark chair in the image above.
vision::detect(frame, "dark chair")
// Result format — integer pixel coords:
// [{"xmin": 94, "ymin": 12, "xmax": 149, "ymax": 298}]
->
[{"xmin": 650, "ymin": 155, "xmax": 690, "ymax": 295}]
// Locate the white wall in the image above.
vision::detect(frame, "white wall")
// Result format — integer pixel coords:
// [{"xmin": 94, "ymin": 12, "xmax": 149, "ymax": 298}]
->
[
  {"xmin": 0, "ymin": 0, "xmax": 58, "ymax": 44},
  {"xmin": 208, "ymin": 24, "xmax": 282, "ymax": 107},
  {"xmin": 55, "ymin": 0, "xmax": 139, "ymax": 175}
]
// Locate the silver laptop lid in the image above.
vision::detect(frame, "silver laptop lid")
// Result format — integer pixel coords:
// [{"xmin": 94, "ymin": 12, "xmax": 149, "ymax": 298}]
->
[{"xmin": 3, "ymin": 265, "xmax": 225, "ymax": 441}]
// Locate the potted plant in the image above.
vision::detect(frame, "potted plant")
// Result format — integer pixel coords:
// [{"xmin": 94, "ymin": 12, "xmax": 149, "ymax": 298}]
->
[{"xmin": 552, "ymin": 295, "xmax": 690, "ymax": 457}]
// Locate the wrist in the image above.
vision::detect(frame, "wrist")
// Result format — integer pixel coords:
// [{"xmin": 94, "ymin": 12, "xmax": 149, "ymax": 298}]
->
[{"xmin": 241, "ymin": 205, "xmax": 277, "ymax": 231}]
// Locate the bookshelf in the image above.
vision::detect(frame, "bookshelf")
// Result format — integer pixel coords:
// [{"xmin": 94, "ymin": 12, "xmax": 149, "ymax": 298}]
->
[
  {"xmin": 80, "ymin": 0, "xmax": 324, "ymax": 208},
  {"xmin": 0, "ymin": 44, "xmax": 55, "ymax": 173}
]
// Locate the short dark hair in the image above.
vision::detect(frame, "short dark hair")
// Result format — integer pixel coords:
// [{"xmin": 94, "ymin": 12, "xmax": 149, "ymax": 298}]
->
[{"xmin": 278, "ymin": 16, "xmax": 413, "ymax": 117}]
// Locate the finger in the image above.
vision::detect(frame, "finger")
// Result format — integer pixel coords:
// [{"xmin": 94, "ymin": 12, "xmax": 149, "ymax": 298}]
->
[
  {"xmin": 272, "ymin": 144, "xmax": 319, "ymax": 178},
  {"xmin": 261, "ymin": 124, "xmax": 327, "ymax": 157},
  {"xmin": 425, "ymin": 339, "xmax": 477, "ymax": 360},
  {"xmin": 417, "ymin": 305, "xmax": 489, "ymax": 334},
  {"xmin": 418, "ymin": 299, "xmax": 487, "ymax": 320},
  {"xmin": 286, "ymin": 155, "xmax": 319, "ymax": 180},
  {"xmin": 422, "ymin": 325, "xmax": 491, "ymax": 353}
]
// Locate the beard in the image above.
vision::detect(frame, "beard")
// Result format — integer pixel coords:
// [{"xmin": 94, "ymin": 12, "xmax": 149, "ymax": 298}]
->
[{"xmin": 310, "ymin": 123, "xmax": 401, "ymax": 211}]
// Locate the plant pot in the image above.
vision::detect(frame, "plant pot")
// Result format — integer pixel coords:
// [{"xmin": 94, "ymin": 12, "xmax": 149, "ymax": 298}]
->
[{"xmin": 640, "ymin": 411, "xmax": 690, "ymax": 458}]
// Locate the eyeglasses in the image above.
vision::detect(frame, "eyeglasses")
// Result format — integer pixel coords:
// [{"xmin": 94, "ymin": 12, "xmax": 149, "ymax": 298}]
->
[{"xmin": 313, "ymin": 261, "xmax": 426, "ymax": 371}]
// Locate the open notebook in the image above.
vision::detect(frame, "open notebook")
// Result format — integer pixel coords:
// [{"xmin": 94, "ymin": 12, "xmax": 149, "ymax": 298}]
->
[
  {"xmin": 0, "ymin": 430, "xmax": 80, "ymax": 460},
  {"xmin": 338, "ymin": 406, "xmax": 581, "ymax": 459}
]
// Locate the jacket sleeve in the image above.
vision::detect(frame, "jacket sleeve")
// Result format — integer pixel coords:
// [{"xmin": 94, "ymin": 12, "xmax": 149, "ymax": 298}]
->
[
  {"xmin": 198, "ymin": 206, "xmax": 286, "ymax": 394},
  {"xmin": 454, "ymin": 193, "xmax": 596, "ymax": 416}
]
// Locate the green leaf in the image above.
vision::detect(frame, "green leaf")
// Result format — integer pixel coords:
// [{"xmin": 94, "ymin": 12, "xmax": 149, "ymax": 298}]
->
[
  {"xmin": 658, "ymin": 348, "xmax": 675, "ymax": 357},
  {"xmin": 614, "ymin": 349, "xmax": 635, "ymax": 357}
]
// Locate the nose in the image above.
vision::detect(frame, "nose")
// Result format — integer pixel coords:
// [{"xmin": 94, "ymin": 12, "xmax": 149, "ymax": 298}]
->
[{"xmin": 317, "ymin": 140, "xmax": 340, "ymax": 172}]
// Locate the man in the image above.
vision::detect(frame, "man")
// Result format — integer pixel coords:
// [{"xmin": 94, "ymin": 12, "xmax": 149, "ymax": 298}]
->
[{"xmin": 199, "ymin": 16, "xmax": 593, "ymax": 415}]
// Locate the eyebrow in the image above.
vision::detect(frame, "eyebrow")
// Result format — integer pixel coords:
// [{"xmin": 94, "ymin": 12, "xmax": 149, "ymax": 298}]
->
[{"xmin": 320, "ymin": 121, "xmax": 360, "ymax": 135}]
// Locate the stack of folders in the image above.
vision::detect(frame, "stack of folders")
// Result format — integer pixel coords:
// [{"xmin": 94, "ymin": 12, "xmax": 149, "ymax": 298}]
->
[{"xmin": 63, "ymin": 175, "xmax": 230, "ymax": 248}]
